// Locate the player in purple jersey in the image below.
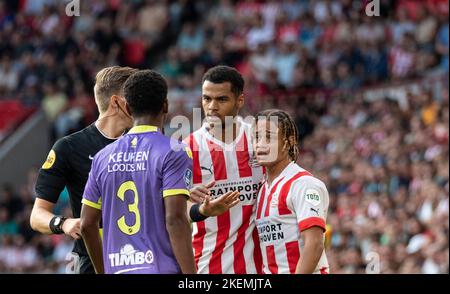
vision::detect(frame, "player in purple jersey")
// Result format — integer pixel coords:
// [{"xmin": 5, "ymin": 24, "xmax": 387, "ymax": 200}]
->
[{"xmin": 80, "ymin": 70, "xmax": 196, "ymax": 274}]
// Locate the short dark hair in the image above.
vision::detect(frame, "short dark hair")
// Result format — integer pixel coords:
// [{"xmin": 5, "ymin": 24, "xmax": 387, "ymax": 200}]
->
[
  {"xmin": 202, "ymin": 65, "xmax": 244, "ymax": 96},
  {"xmin": 123, "ymin": 70, "xmax": 168, "ymax": 116}
]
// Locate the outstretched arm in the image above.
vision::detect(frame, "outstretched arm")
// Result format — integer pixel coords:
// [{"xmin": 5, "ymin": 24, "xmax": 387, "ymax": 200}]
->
[
  {"xmin": 189, "ymin": 180, "xmax": 215, "ymax": 203},
  {"xmin": 187, "ymin": 191, "xmax": 240, "ymax": 222}
]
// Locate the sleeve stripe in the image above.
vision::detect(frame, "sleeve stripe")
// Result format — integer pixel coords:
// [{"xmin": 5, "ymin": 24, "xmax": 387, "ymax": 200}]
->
[
  {"xmin": 185, "ymin": 146, "xmax": 193, "ymax": 159},
  {"xmin": 298, "ymin": 217, "xmax": 326, "ymax": 232},
  {"xmin": 82, "ymin": 198, "xmax": 102, "ymax": 210},
  {"xmin": 163, "ymin": 189, "xmax": 190, "ymax": 198}
]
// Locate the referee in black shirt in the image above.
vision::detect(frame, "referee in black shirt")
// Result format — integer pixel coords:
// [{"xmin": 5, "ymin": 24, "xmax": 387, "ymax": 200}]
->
[{"xmin": 30, "ymin": 66, "xmax": 138, "ymax": 274}]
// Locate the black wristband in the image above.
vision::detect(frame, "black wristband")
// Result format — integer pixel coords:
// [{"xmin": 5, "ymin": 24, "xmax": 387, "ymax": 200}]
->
[
  {"xmin": 190, "ymin": 204, "xmax": 208, "ymax": 222},
  {"xmin": 49, "ymin": 216, "xmax": 66, "ymax": 234}
]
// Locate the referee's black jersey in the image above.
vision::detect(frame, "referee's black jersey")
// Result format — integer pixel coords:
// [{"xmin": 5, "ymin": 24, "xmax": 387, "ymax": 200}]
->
[{"xmin": 35, "ymin": 123, "xmax": 116, "ymax": 256}]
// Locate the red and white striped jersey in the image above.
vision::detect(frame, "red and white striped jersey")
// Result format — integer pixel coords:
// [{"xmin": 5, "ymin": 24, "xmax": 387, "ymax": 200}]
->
[
  {"xmin": 187, "ymin": 119, "xmax": 265, "ymax": 274},
  {"xmin": 255, "ymin": 162, "xmax": 329, "ymax": 274}
]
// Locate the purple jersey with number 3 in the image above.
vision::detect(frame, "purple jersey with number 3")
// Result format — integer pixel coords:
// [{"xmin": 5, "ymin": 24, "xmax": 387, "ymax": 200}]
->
[{"xmin": 82, "ymin": 125, "xmax": 193, "ymax": 274}]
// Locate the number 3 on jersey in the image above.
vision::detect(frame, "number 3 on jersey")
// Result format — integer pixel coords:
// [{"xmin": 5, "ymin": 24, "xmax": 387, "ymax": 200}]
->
[{"xmin": 117, "ymin": 181, "xmax": 141, "ymax": 235}]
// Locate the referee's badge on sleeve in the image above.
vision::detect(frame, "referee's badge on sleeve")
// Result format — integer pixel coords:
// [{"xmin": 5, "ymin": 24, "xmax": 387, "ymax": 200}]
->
[{"xmin": 42, "ymin": 150, "xmax": 56, "ymax": 169}]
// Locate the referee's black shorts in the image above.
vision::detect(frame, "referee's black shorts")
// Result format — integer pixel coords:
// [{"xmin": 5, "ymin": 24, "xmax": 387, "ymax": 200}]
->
[
  {"xmin": 79, "ymin": 255, "xmax": 95, "ymax": 274},
  {"xmin": 67, "ymin": 252, "xmax": 95, "ymax": 274}
]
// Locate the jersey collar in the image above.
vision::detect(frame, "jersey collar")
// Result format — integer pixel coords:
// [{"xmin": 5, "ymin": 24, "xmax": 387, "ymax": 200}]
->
[
  {"xmin": 265, "ymin": 161, "xmax": 296, "ymax": 188},
  {"xmin": 128, "ymin": 125, "xmax": 159, "ymax": 134},
  {"xmin": 201, "ymin": 116, "xmax": 245, "ymax": 148},
  {"xmin": 93, "ymin": 122, "xmax": 124, "ymax": 140}
]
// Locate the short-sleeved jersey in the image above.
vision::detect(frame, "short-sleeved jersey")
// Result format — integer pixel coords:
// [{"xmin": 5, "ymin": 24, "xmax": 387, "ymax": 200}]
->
[
  {"xmin": 255, "ymin": 162, "xmax": 329, "ymax": 274},
  {"xmin": 186, "ymin": 119, "xmax": 265, "ymax": 274},
  {"xmin": 82, "ymin": 125, "xmax": 193, "ymax": 274},
  {"xmin": 35, "ymin": 123, "xmax": 116, "ymax": 255}
]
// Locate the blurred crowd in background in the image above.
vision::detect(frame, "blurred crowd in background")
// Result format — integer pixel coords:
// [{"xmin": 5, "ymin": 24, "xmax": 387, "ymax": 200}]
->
[{"xmin": 0, "ymin": 0, "xmax": 448, "ymax": 273}]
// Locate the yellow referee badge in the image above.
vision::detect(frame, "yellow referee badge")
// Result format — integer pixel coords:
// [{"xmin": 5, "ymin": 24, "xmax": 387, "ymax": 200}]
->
[{"xmin": 42, "ymin": 150, "xmax": 56, "ymax": 169}]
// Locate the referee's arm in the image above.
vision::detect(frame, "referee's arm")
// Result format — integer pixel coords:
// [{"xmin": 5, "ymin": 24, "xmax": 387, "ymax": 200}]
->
[
  {"xmin": 30, "ymin": 198, "xmax": 81, "ymax": 239},
  {"xmin": 30, "ymin": 199, "xmax": 56, "ymax": 234},
  {"xmin": 30, "ymin": 139, "xmax": 81, "ymax": 239}
]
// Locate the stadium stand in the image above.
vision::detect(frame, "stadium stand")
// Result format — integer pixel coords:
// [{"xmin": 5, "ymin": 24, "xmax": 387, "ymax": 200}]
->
[{"xmin": 0, "ymin": 100, "xmax": 35, "ymax": 142}]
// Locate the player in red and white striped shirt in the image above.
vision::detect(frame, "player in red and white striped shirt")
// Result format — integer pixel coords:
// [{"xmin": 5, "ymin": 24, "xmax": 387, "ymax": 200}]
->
[
  {"xmin": 185, "ymin": 66, "xmax": 264, "ymax": 274},
  {"xmin": 253, "ymin": 109, "xmax": 329, "ymax": 274}
]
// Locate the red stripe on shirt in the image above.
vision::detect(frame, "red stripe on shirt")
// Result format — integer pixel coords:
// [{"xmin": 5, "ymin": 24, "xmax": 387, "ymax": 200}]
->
[
  {"xmin": 252, "ymin": 227, "xmax": 263, "ymax": 274},
  {"xmin": 189, "ymin": 134, "xmax": 202, "ymax": 184},
  {"xmin": 285, "ymin": 241, "xmax": 300, "ymax": 274},
  {"xmin": 233, "ymin": 205, "xmax": 253, "ymax": 274},
  {"xmin": 206, "ymin": 140, "xmax": 228, "ymax": 181},
  {"xmin": 209, "ymin": 211, "xmax": 231, "ymax": 274},
  {"xmin": 266, "ymin": 245, "xmax": 278, "ymax": 274},
  {"xmin": 192, "ymin": 220, "xmax": 206, "ymax": 270},
  {"xmin": 236, "ymin": 133, "xmax": 253, "ymax": 178},
  {"xmin": 278, "ymin": 171, "xmax": 312, "ymax": 215},
  {"xmin": 256, "ymin": 185, "xmax": 266, "ymax": 220},
  {"xmin": 263, "ymin": 177, "xmax": 286, "ymax": 217}
]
